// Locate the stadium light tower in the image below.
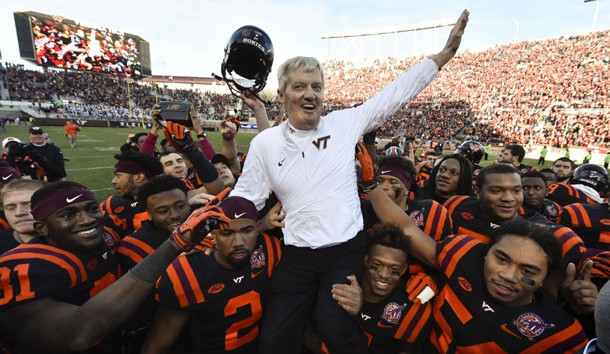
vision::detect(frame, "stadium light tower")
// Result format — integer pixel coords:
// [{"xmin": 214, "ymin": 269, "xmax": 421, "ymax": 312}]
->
[{"xmin": 585, "ymin": 0, "xmax": 602, "ymax": 32}]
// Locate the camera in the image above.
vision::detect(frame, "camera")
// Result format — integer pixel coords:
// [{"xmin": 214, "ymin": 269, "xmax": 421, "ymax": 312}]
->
[{"xmin": 158, "ymin": 101, "xmax": 193, "ymax": 127}]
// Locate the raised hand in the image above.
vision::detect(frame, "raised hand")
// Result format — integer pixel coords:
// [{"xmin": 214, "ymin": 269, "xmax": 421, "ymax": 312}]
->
[
  {"xmin": 356, "ymin": 141, "xmax": 377, "ymax": 192},
  {"xmin": 164, "ymin": 121, "xmax": 198, "ymax": 152},
  {"xmin": 332, "ymin": 275, "xmax": 364, "ymax": 316},
  {"xmin": 560, "ymin": 261, "xmax": 598, "ymax": 315}
]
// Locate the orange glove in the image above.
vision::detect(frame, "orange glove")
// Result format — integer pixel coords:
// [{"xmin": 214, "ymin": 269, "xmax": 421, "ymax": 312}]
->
[
  {"xmin": 170, "ymin": 205, "xmax": 231, "ymax": 252},
  {"xmin": 163, "ymin": 121, "xmax": 198, "ymax": 152},
  {"xmin": 355, "ymin": 141, "xmax": 376, "ymax": 192},
  {"xmin": 407, "ymin": 273, "xmax": 438, "ymax": 304}
]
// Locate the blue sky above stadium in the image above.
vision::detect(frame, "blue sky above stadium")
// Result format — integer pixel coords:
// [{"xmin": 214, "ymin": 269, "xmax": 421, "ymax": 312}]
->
[{"xmin": 2, "ymin": 0, "xmax": 609, "ymax": 86}]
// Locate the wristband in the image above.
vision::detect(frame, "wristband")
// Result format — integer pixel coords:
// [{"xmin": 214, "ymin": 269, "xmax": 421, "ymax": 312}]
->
[
  {"xmin": 170, "ymin": 229, "xmax": 199, "ymax": 252},
  {"xmin": 128, "ymin": 240, "xmax": 181, "ymax": 283},
  {"xmin": 361, "ymin": 182, "xmax": 379, "ymax": 194},
  {"xmin": 197, "ymin": 133, "xmax": 207, "ymax": 139}
]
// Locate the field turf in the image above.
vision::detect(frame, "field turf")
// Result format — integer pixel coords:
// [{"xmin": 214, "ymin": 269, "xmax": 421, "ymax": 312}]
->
[
  {"xmin": 1, "ymin": 125, "xmax": 255, "ymax": 201},
  {"xmin": 1, "ymin": 125, "xmax": 551, "ymax": 202}
]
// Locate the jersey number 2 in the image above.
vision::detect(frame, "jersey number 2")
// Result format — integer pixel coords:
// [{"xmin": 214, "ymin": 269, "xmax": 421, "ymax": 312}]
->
[{"xmin": 224, "ymin": 290, "xmax": 262, "ymax": 351}]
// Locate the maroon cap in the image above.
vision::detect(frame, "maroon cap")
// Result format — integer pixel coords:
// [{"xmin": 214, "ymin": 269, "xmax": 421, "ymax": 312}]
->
[
  {"xmin": 0, "ymin": 165, "xmax": 21, "ymax": 183},
  {"xmin": 218, "ymin": 196, "xmax": 257, "ymax": 221}
]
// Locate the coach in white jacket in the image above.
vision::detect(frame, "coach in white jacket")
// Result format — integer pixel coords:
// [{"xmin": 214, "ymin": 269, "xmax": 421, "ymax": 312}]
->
[{"xmin": 232, "ymin": 10, "xmax": 469, "ymax": 354}]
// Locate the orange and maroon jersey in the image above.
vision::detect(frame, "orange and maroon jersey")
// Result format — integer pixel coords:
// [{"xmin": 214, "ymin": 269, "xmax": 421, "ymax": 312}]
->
[
  {"xmin": 520, "ymin": 199, "xmax": 562, "ymax": 224},
  {"xmin": 0, "ymin": 237, "xmax": 118, "ymax": 310},
  {"xmin": 0, "ymin": 237, "xmax": 120, "ymax": 352},
  {"xmin": 118, "ymin": 220, "xmax": 169, "ymax": 272},
  {"xmin": 547, "ymin": 183, "xmax": 597, "ymax": 207},
  {"xmin": 445, "ymin": 196, "xmax": 585, "ymax": 266},
  {"xmin": 560, "ymin": 203, "xmax": 610, "ymax": 250},
  {"xmin": 100, "ymin": 194, "xmax": 149, "ymax": 239},
  {"xmin": 362, "ymin": 199, "xmax": 453, "ymax": 242},
  {"xmin": 360, "ymin": 277, "xmax": 433, "ymax": 354},
  {"xmin": 432, "ymin": 235, "xmax": 588, "ymax": 353},
  {"xmin": 155, "ymin": 233, "xmax": 282, "ymax": 353},
  {"xmin": 362, "ymin": 198, "xmax": 452, "ymax": 275}
]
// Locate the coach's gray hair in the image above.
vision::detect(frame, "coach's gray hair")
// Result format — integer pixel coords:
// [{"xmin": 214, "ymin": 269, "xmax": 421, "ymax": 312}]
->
[{"xmin": 277, "ymin": 56, "xmax": 324, "ymax": 93}]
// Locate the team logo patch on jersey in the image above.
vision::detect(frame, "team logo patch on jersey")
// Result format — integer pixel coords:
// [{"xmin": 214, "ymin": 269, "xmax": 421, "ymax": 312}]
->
[
  {"xmin": 600, "ymin": 219, "xmax": 610, "ymax": 226},
  {"xmin": 546, "ymin": 205, "xmax": 558, "ymax": 217},
  {"xmin": 250, "ymin": 245, "xmax": 266, "ymax": 269},
  {"xmin": 514, "ymin": 312, "xmax": 555, "ymax": 340},
  {"xmin": 381, "ymin": 302, "xmax": 405, "ymax": 325},
  {"xmin": 101, "ymin": 231, "xmax": 116, "ymax": 249},
  {"xmin": 461, "ymin": 212, "xmax": 474, "ymax": 220},
  {"xmin": 458, "ymin": 276, "xmax": 472, "ymax": 292},
  {"xmin": 208, "ymin": 283, "xmax": 225, "ymax": 294},
  {"xmin": 409, "ymin": 209, "xmax": 425, "ymax": 227}
]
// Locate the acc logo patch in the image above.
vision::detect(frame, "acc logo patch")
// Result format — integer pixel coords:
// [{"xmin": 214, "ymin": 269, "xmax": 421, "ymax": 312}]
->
[
  {"xmin": 409, "ymin": 209, "xmax": 425, "ymax": 227},
  {"xmin": 514, "ymin": 312, "xmax": 555, "ymax": 340},
  {"xmin": 381, "ymin": 302, "xmax": 405, "ymax": 325},
  {"xmin": 461, "ymin": 212, "xmax": 475, "ymax": 220},
  {"xmin": 458, "ymin": 276, "xmax": 472, "ymax": 292},
  {"xmin": 600, "ymin": 219, "xmax": 610, "ymax": 226},
  {"xmin": 87, "ymin": 259, "xmax": 98, "ymax": 271},
  {"xmin": 250, "ymin": 245, "xmax": 266, "ymax": 269},
  {"xmin": 545, "ymin": 205, "xmax": 559, "ymax": 217},
  {"xmin": 208, "ymin": 283, "xmax": 225, "ymax": 294}
]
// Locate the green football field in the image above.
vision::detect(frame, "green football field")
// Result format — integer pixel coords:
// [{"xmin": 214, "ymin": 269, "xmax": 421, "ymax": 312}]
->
[
  {"xmin": 1, "ymin": 125, "xmax": 256, "ymax": 202},
  {"xmin": 1, "ymin": 125, "xmax": 550, "ymax": 202}
]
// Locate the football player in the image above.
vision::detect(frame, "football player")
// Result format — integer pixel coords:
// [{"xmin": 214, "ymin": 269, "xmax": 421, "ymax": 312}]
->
[
  {"xmin": 0, "ymin": 181, "xmax": 208, "ymax": 352},
  {"xmin": 367, "ymin": 183, "xmax": 590, "ymax": 352},
  {"xmin": 142, "ymin": 196, "xmax": 282, "ymax": 353}
]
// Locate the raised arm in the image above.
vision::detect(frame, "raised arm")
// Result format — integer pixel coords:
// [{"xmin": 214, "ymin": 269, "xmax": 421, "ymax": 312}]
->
[
  {"xmin": 356, "ymin": 142, "xmax": 439, "ymax": 270},
  {"xmin": 0, "ymin": 207, "xmax": 215, "ymax": 351},
  {"xmin": 428, "ymin": 9, "xmax": 469, "ymax": 70},
  {"xmin": 240, "ymin": 91, "xmax": 271, "ymax": 132},
  {"xmin": 219, "ymin": 120, "xmax": 242, "ymax": 177}
]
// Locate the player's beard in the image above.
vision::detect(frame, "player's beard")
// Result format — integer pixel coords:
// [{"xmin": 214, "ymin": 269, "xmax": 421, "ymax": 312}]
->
[{"xmin": 228, "ymin": 248, "xmax": 252, "ymax": 268}]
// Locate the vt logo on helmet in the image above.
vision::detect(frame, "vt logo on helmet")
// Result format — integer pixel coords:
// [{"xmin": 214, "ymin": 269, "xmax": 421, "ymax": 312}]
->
[{"xmin": 213, "ymin": 25, "xmax": 274, "ymax": 102}]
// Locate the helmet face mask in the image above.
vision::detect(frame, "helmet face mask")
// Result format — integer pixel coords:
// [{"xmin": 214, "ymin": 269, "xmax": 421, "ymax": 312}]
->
[
  {"xmin": 571, "ymin": 163, "xmax": 609, "ymax": 192},
  {"xmin": 455, "ymin": 140, "xmax": 484, "ymax": 165},
  {"xmin": 220, "ymin": 25, "xmax": 274, "ymax": 96}
]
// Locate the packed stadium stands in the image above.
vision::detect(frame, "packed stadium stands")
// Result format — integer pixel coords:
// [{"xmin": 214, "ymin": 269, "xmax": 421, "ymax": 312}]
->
[{"xmin": 2, "ymin": 29, "xmax": 609, "ymax": 147}]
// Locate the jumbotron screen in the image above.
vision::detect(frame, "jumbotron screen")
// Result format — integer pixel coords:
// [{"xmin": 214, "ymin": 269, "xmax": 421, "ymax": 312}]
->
[{"xmin": 14, "ymin": 11, "xmax": 152, "ymax": 78}]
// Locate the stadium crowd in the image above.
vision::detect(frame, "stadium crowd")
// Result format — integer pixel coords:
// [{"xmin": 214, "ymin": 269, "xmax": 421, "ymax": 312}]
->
[
  {"xmin": 3, "ymin": 29, "xmax": 610, "ymax": 147},
  {"xmin": 0, "ymin": 11, "xmax": 610, "ymax": 354}
]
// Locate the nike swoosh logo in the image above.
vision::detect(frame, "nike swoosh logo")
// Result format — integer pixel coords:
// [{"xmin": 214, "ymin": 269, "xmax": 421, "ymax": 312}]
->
[
  {"xmin": 500, "ymin": 323, "xmax": 521, "ymax": 339},
  {"xmin": 2, "ymin": 174, "xmax": 12, "ymax": 181},
  {"xmin": 66, "ymin": 194, "xmax": 83, "ymax": 203},
  {"xmin": 278, "ymin": 158, "xmax": 286, "ymax": 167},
  {"xmin": 376, "ymin": 321, "xmax": 393, "ymax": 329},
  {"xmin": 380, "ymin": 170, "xmax": 392, "ymax": 174},
  {"xmin": 251, "ymin": 270, "xmax": 264, "ymax": 278},
  {"xmin": 234, "ymin": 212, "xmax": 247, "ymax": 218}
]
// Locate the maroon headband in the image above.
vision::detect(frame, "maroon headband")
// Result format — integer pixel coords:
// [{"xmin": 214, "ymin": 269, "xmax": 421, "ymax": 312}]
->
[
  {"xmin": 219, "ymin": 196, "xmax": 258, "ymax": 222},
  {"xmin": 31, "ymin": 187, "xmax": 96, "ymax": 221},
  {"xmin": 115, "ymin": 160, "xmax": 156, "ymax": 179},
  {"xmin": 377, "ymin": 164, "xmax": 412, "ymax": 190}
]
